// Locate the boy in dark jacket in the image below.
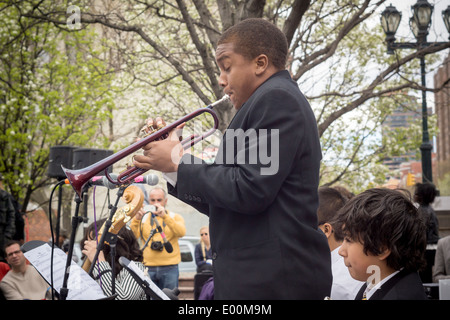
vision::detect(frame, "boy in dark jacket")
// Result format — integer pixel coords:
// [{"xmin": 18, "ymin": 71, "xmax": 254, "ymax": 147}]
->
[{"xmin": 332, "ymin": 188, "xmax": 427, "ymax": 300}]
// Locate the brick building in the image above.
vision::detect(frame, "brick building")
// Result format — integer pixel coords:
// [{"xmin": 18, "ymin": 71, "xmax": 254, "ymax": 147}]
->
[{"xmin": 434, "ymin": 52, "xmax": 450, "ymax": 166}]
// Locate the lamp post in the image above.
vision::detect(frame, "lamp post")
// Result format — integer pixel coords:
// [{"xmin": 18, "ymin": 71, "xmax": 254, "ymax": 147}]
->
[{"xmin": 381, "ymin": 1, "xmax": 450, "ymax": 183}]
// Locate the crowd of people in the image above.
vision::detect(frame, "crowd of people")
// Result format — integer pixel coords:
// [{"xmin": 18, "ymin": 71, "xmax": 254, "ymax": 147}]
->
[
  {"xmin": 1, "ymin": 181, "xmax": 448, "ymax": 300},
  {"xmin": 1, "ymin": 18, "xmax": 450, "ymax": 301}
]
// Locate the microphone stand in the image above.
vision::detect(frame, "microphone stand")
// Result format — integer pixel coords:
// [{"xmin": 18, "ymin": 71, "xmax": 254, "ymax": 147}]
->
[
  {"xmin": 98, "ymin": 229, "xmax": 118, "ymax": 295},
  {"xmin": 138, "ymin": 208, "xmax": 159, "ymax": 251},
  {"xmin": 59, "ymin": 184, "xmax": 126, "ymax": 300},
  {"xmin": 86, "ymin": 185, "xmax": 128, "ymax": 296},
  {"xmin": 55, "ymin": 179, "xmax": 64, "ymax": 247},
  {"xmin": 140, "ymin": 227, "xmax": 157, "ymax": 251},
  {"xmin": 150, "ymin": 212, "xmax": 173, "ymax": 253},
  {"xmin": 59, "ymin": 191, "xmax": 85, "ymax": 301},
  {"xmin": 139, "ymin": 209, "xmax": 172, "ymax": 253}
]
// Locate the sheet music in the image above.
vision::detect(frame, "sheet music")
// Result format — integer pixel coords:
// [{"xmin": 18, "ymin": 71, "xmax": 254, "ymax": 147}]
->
[
  {"xmin": 126, "ymin": 259, "xmax": 170, "ymax": 300},
  {"xmin": 24, "ymin": 243, "xmax": 106, "ymax": 300}
]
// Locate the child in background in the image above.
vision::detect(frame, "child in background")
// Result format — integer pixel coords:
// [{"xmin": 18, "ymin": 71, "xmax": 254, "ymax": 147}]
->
[
  {"xmin": 332, "ymin": 188, "xmax": 427, "ymax": 300},
  {"xmin": 317, "ymin": 187, "xmax": 363, "ymax": 299}
]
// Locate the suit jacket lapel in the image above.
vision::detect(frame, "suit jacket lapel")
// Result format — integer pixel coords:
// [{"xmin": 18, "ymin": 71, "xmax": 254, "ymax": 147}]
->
[
  {"xmin": 368, "ymin": 269, "xmax": 406, "ymax": 300},
  {"xmin": 355, "ymin": 270, "xmax": 407, "ymax": 300}
]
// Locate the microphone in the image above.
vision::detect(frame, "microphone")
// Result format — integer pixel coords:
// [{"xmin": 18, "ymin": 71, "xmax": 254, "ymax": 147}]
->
[
  {"xmin": 146, "ymin": 205, "xmax": 173, "ymax": 253},
  {"xmin": 88, "ymin": 174, "xmax": 119, "ymax": 189},
  {"xmin": 64, "ymin": 173, "xmax": 159, "ymax": 189},
  {"xmin": 131, "ymin": 174, "xmax": 159, "ymax": 185},
  {"xmin": 163, "ymin": 237, "xmax": 173, "ymax": 253}
]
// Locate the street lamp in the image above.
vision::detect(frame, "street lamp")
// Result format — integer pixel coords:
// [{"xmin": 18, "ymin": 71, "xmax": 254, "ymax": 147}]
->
[
  {"xmin": 380, "ymin": 1, "xmax": 450, "ymax": 183},
  {"xmin": 381, "ymin": 4, "xmax": 402, "ymax": 54},
  {"xmin": 411, "ymin": 0, "xmax": 433, "ymax": 32}
]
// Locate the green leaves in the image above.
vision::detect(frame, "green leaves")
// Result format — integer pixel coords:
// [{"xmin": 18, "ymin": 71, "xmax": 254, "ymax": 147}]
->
[{"xmin": 0, "ymin": 4, "xmax": 115, "ymax": 206}]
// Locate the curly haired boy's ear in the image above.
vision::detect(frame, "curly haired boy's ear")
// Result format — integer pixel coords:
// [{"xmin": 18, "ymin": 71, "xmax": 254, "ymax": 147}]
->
[{"xmin": 377, "ymin": 247, "xmax": 391, "ymax": 261}]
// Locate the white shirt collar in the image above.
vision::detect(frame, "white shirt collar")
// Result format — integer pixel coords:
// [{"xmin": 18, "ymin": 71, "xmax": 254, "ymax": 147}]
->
[{"xmin": 365, "ymin": 269, "xmax": 402, "ymax": 300}]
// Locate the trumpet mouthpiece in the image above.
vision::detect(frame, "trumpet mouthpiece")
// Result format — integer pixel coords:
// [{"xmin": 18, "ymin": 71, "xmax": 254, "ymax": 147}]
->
[{"xmin": 211, "ymin": 94, "xmax": 230, "ymax": 107}]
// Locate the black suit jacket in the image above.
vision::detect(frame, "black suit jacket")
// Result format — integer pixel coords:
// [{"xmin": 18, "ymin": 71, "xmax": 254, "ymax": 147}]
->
[
  {"xmin": 169, "ymin": 70, "xmax": 332, "ymax": 299},
  {"xmin": 355, "ymin": 269, "xmax": 427, "ymax": 300}
]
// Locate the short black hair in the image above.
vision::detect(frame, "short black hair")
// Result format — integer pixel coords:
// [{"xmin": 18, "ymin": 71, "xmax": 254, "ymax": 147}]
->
[
  {"xmin": 317, "ymin": 187, "xmax": 347, "ymax": 223},
  {"xmin": 317, "ymin": 187, "xmax": 347, "ymax": 241},
  {"xmin": 332, "ymin": 188, "xmax": 427, "ymax": 272},
  {"xmin": 218, "ymin": 18, "xmax": 288, "ymax": 70},
  {"xmin": 332, "ymin": 185, "xmax": 354, "ymax": 201},
  {"xmin": 4, "ymin": 239, "xmax": 21, "ymax": 251},
  {"xmin": 414, "ymin": 182, "xmax": 438, "ymax": 205}
]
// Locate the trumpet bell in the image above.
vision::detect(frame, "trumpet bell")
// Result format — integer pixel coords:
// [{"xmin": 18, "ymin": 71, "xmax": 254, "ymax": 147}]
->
[{"xmin": 62, "ymin": 165, "xmax": 99, "ymax": 198}]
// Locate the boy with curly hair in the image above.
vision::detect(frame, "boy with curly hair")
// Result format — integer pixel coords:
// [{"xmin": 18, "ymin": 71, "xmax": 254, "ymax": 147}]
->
[{"xmin": 332, "ymin": 188, "xmax": 427, "ymax": 300}]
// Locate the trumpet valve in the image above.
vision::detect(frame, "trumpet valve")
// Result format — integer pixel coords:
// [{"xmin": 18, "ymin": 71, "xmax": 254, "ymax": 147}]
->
[
  {"xmin": 140, "ymin": 126, "xmax": 156, "ymax": 138},
  {"xmin": 140, "ymin": 122, "xmax": 166, "ymax": 139}
]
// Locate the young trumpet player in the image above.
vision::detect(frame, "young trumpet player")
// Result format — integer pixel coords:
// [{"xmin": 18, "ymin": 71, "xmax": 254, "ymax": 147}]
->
[{"xmin": 133, "ymin": 18, "xmax": 332, "ymax": 299}]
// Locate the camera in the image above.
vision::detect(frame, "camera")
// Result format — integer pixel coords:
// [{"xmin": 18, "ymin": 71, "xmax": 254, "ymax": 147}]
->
[{"xmin": 151, "ymin": 241, "xmax": 164, "ymax": 251}]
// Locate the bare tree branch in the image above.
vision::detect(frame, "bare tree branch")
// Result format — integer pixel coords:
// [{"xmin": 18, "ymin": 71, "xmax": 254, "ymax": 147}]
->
[
  {"xmin": 317, "ymin": 41, "xmax": 450, "ymax": 136},
  {"xmin": 282, "ymin": 0, "xmax": 310, "ymax": 46},
  {"xmin": 22, "ymin": 9, "xmax": 216, "ymax": 106},
  {"xmin": 293, "ymin": 0, "xmax": 383, "ymax": 80},
  {"xmin": 176, "ymin": 0, "xmax": 220, "ymax": 97}
]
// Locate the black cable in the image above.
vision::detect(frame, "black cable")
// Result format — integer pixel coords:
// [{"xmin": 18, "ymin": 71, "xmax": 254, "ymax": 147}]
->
[
  {"xmin": 139, "ymin": 210, "xmax": 155, "ymax": 250},
  {"xmin": 139, "ymin": 209, "xmax": 169, "ymax": 251},
  {"xmin": 48, "ymin": 180, "xmax": 65, "ymax": 300}
]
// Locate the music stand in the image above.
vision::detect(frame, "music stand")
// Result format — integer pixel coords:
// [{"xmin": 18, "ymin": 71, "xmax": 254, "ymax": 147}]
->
[{"xmin": 21, "ymin": 240, "xmax": 115, "ymax": 300}]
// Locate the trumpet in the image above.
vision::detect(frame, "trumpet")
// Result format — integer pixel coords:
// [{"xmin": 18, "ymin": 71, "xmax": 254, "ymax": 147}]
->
[{"xmin": 62, "ymin": 95, "xmax": 229, "ymax": 198}]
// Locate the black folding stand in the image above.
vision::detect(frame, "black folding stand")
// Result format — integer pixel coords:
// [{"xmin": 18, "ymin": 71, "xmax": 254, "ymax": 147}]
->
[
  {"xmin": 60, "ymin": 185, "xmax": 127, "ymax": 300},
  {"xmin": 59, "ymin": 192, "xmax": 83, "ymax": 301}
]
